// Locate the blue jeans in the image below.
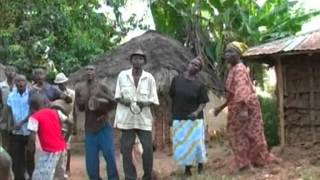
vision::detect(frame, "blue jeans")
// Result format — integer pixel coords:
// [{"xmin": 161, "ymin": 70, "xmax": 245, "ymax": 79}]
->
[{"xmin": 85, "ymin": 123, "xmax": 118, "ymax": 180}]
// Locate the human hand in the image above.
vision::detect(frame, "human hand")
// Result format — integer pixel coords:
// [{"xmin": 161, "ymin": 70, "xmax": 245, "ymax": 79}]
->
[
  {"xmin": 187, "ymin": 111, "xmax": 199, "ymax": 120},
  {"xmin": 214, "ymin": 106, "xmax": 223, "ymax": 116},
  {"xmin": 14, "ymin": 121, "xmax": 24, "ymax": 130},
  {"xmin": 120, "ymin": 98, "xmax": 131, "ymax": 107},
  {"xmin": 136, "ymin": 101, "xmax": 151, "ymax": 109}
]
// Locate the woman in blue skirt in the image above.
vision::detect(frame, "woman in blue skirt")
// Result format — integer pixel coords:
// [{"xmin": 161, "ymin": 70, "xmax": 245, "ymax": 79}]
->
[{"xmin": 169, "ymin": 56, "xmax": 209, "ymax": 176}]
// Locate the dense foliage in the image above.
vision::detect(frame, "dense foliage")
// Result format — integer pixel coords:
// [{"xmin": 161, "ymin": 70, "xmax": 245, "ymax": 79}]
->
[
  {"xmin": 0, "ymin": 0, "xmax": 123, "ymax": 75},
  {"xmin": 151, "ymin": 0, "xmax": 320, "ymax": 87}
]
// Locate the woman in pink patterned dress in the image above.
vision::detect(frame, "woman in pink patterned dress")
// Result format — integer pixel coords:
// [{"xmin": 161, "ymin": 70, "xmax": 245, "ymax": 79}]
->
[{"xmin": 214, "ymin": 42, "xmax": 280, "ymax": 173}]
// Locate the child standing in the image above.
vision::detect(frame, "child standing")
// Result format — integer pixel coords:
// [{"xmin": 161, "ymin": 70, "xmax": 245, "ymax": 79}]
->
[{"xmin": 27, "ymin": 94, "xmax": 66, "ymax": 180}]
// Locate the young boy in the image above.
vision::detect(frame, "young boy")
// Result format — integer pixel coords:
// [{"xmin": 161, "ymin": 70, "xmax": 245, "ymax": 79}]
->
[{"xmin": 27, "ymin": 94, "xmax": 66, "ymax": 180}]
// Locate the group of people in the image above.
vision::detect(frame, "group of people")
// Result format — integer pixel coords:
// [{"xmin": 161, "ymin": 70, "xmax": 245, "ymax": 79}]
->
[
  {"xmin": 0, "ymin": 67, "xmax": 75, "ymax": 180},
  {"xmin": 0, "ymin": 41, "xmax": 280, "ymax": 180}
]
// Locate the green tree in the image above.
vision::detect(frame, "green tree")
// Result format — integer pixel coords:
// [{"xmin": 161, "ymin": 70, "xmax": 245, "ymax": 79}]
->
[
  {"xmin": 0, "ymin": 0, "xmax": 123, "ymax": 75},
  {"xmin": 151, "ymin": 0, "xmax": 320, "ymax": 86}
]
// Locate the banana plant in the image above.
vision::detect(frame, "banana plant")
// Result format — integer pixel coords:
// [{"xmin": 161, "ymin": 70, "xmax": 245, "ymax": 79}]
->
[{"xmin": 151, "ymin": 0, "xmax": 320, "ymax": 80}]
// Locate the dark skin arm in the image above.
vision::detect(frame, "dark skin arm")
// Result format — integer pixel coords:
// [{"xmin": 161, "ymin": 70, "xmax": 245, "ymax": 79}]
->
[
  {"xmin": 136, "ymin": 101, "xmax": 152, "ymax": 109},
  {"xmin": 7, "ymin": 106, "xmax": 14, "ymax": 130},
  {"xmin": 0, "ymin": 90, "xmax": 3, "ymax": 109},
  {"xmin": 27, "ymin": 132, "xmax": 36, "ymax": 152},
  {"xmin": 214, "ymin": 93, "xmax": 231, "ymax": 116},
  {"xmin": 187, "ymin": 103, "xmax": 206, "ymax": 119},
  {"xmin": 115, "ymin": 98, "xmax": 131, "ymax": 107},
  {"xmin": 72, "ymin": 105, "xmax": 77, "ymax": 135},
  {"xmin": 60, "ymin": 91, "xmax": 72, "ymax": 104},
  {"xmin": 75, "ymin": 85, "xmax": 85, "ymax": 112}
]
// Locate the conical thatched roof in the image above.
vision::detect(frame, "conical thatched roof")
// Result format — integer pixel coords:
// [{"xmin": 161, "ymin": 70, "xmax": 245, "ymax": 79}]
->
[{"xmin": 69, "ymin": 30, "xmax": 223, "ymax": 94}]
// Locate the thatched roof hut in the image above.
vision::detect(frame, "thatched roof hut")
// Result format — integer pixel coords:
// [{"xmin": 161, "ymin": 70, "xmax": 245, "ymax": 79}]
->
[
  {"xmin": 244, "ymin": 29, "xmax": 320, "ymax": 149},
  {"xmin": 69, "ymin": 30, "xmax": 223, "ymax": 149},
  {"xmin": 69, "ymin": 30, "xmax": 222, "ymax": 93}
]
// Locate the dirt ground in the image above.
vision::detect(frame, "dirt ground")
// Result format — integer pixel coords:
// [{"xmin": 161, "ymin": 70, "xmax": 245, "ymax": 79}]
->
[{"xmin": 69, "ymin": 141, "xmax": 320, "ymax": 180}]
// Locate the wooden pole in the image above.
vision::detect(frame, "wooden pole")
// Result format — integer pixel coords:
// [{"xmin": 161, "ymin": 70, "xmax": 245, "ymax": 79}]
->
[
  {"xmin": 308, "ymin": 61, "xmax": 316, "ymax": 143},
  {"xmin": 275, "ymin": 56, "xmax": 285, "ymax": 149}
]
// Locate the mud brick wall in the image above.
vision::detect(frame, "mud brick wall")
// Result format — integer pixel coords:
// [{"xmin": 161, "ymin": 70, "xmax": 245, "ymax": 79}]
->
[{"xmin": 282, "ymin": 55, "xmax": 320, "ymax": 145}]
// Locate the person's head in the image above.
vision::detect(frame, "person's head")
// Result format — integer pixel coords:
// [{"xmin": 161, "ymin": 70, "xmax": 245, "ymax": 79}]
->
[
  {"xmin": 15, "ymin": 74, "xmax": 27, "ymax": 93},
  {"xmin": 224, "ymin": 41, "xmax": 248, "ymax": 66},
  {"xmin": 187, "ymin": 56, "xmax": 203, "ymax": 75},
  {"xmin": 85, "ymin": 65, "xmax": 96, "ymax": 81},
  {"xmin": 51, "ymin": 99, "xmax": 72, "ymax": 116},
  {"xmin": 54, "ymin": 72, "xmax": 68, "ymax": 90},
  {"xmin": 32, "ymin": 68, "xmax": 46, "ymax": 84},
  {"xmin": 0, "ymin": 146, "xmax": 13, "ymax": 180},
  {"xmin": 4, "ymin": 66, "xmax": 16, "ymax": 80},
  {"xmin": 130, "ymin": 49, "xmax": 146, "ymax": 70},
  {"xmin": 29, "ymin": 94, "xmax": 46, "ymax": 112}
]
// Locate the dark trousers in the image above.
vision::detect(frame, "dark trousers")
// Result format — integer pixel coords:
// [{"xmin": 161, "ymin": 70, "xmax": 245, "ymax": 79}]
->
[
  {"xmin": 121, "ymin": 129, "xmax": 153, "ymax": 180},
  {"xmin": 85, "ymin": 123, "xmax": 119, "ymax": 180},
  {"xmin": 0, "ymin": 131, "xmax": 10, "ymax": 151},
  {"xmin": 9, "ymin": 134, "xmax": 34, "ymax": 180}
]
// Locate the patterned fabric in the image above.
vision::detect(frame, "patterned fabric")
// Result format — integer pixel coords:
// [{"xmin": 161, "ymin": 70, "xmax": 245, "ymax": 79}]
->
[
  {"xmin": 226, "ymin": 41, "xmax": 248, "ymax": 55},
  {"xmin": 172, "ymin": 119, "xmax": 206, "ymax": 166},
  {"xmin": 32, "ymin": 151, "xmax": 64, "ymax": 180},
  {"xmin": 225, "ymin": 63, "xmax": 278, "ymax": 169}
]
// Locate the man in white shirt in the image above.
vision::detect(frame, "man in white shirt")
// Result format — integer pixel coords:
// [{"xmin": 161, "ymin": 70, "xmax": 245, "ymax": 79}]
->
[{"xmin": 114, "ymin": 49, "xmax": 159, "ymax": 180}]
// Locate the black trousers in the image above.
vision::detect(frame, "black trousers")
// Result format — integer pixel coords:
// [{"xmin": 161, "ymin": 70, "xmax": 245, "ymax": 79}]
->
[
  {"xmin": 121, "ymin": 129, "xmax": 153, "ymax": 180},
  {"xmin": 9, "ymin": 134, "xmax": 34, "ymax": 180}
]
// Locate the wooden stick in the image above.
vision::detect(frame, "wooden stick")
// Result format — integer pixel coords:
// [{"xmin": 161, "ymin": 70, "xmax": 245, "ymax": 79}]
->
[
  {"xmin": 308, "ymin": 61, "xmax": 316, "ymax": 143},
  {"xmin": 275, "ymin": 56, "xmax": 285, "ymax": 149}
]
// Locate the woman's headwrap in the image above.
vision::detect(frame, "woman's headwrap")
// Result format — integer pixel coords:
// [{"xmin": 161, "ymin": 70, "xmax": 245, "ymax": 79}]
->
[{"xmin": 226, "ymin": 41, "xmax": 248, "ymax": 56}]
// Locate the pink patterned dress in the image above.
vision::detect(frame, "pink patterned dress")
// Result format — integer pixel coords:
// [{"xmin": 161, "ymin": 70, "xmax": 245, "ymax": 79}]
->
[{"xmin": 225, "ymin": 63, "xmax": 278, "ymax": 170}]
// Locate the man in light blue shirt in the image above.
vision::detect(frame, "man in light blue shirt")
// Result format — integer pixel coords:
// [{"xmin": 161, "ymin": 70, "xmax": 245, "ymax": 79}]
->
[{"xmin": 7, "ymin": 74, "xmax": 33, "ymax": 180}]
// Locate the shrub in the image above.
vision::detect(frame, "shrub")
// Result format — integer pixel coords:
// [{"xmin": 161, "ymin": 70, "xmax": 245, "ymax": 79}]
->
[{"xmin": 258, "ymin": 95, "xmax": 280, "ymax": 147}]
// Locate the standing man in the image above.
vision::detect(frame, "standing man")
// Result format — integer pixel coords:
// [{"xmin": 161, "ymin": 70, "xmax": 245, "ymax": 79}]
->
[
  {"xmin": 7, "ymin": 75, "xmax": 33, "ymax": 180},
  {"xmin": 29, "ymin": 68, "xmax": 71, "ymax": 106},
  {"xmin": 114, "ymin": 49, "xmax": 159, "ymax": 180},
  {"xmin": 75, "ymin": 65, "xmax": 118, "ymax": 180},
  {"xmin": 0, "ymin": 66, "xmax": 16, "ymax": 150},
  {"xmin": 54, "ymin": 72, "xmax": 76, "ymax": 178}
]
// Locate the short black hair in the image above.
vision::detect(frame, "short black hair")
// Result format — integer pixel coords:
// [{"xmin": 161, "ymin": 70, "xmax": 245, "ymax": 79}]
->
[
  {"xmin": 15, "ymin": 74, "xmax": 27, "ymax": 81},
  {"xmin": 85, "ymin": 65, "xmax": 96, "ymax": 70},
  {"xmin": 32, "ymin": 68, "xmax": 46, "ymax": 77},
  {"xmin": 29, "ymin": 94, "xmax": 46, "ymax": 111},
  {"xmin": 5, "ymin": 66, "xmax": 16, "ymax": 72}
]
